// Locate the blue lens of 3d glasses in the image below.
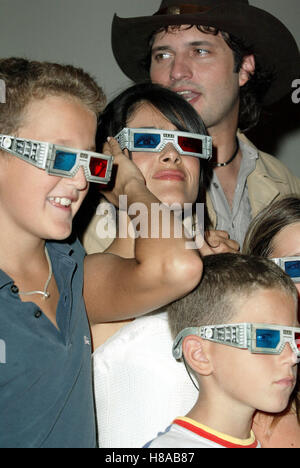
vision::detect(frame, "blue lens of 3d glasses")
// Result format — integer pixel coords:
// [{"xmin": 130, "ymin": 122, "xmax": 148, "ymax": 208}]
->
[
  {"xmin": 53, "ymin": 150, "xmax": 77, "ymax": 171},
  {"xmin": 133, "ymin": 133, "xmax": 161, "ymax": 149},
  {"xmin": 284, "ymin": 260, "xmax": 300, "ymax": 279},
  {"xmin": 256, "ymin": 329, "xmax": 281, "ymax": 349}
]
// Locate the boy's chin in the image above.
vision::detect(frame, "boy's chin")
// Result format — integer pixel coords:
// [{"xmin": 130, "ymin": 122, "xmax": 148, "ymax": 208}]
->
[
  {"xmin": 259, "ymin": 399, "xmax": 293, "ymax": 416},
  {"xmin": 44, "ymin": 224, "xmax": 73, "ymax": 242}
]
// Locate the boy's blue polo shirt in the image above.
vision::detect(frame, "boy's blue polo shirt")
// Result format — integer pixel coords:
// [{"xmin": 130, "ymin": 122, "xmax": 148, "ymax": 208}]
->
[{"xmin": 0, "ymin": 238, "xmax": 96, "ymax": 448}]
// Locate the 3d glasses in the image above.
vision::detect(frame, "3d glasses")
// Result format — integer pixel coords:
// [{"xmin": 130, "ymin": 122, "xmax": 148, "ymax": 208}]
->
[
  {"xmin": 0, "ymin": 135, "xmax": 113, "ymax": 184},
  {"xmin": 173, "ymin": 323, "xmax": 300, "ymax": 361},
  {"xmin": 115, "ymin": 128, "xmax": 212, "ymax": 160},
  {"xmin": 271, "ymin": 257, "xmax": 300, "ymax": 284}
]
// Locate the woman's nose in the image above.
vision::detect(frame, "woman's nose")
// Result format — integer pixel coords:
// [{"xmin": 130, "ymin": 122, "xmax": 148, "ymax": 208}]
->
[{"xmin": 159, "ymin": 144, "xmax": 182, "ymax": 165}]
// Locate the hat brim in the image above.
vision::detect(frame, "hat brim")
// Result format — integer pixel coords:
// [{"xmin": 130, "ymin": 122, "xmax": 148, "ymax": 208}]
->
[{"xmin": 112, "ymin": 4, "xmax": 299, "ymax": 105}]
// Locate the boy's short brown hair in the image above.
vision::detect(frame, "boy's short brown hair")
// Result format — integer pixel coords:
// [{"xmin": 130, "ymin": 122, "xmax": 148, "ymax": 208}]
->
[
  {"xmin": 0, "ymin": 57, "xmax": 106, "ymax": 134},
  {"xmin": 168, "ymin": 253, "xmax": 298, "ymax": 339}
]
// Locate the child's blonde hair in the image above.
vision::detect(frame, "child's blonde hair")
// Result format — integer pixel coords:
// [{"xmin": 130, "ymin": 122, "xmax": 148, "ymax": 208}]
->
[{"xmin": 0, "ymin": 57, "xmax": 106, "ymax": 134}]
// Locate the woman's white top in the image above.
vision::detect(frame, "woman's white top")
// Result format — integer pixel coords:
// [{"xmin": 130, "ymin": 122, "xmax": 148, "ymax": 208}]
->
[{"xmin": 93, "ymin": 311, "xmax": 198, "ymax": 448}]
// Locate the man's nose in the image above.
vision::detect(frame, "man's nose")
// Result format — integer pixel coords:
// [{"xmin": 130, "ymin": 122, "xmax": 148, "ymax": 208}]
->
[{"xmin": 170, "ymin": 55, "xmax": 193, "ymax": 82}]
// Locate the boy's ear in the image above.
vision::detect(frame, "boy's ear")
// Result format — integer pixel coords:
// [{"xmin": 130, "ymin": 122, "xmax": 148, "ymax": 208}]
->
[
  {"xmin": 182, "ymin": 335, "xmax": 213, "ymax": 377},
  {"xmin": 239, "ymin": 54, "xmax": 255, "ymax": 87}
]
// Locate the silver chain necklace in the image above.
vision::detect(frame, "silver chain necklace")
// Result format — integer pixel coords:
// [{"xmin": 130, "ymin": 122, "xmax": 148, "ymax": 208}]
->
[{"xmin": 19, "ymin": 247, "xmax": 53, "ymax": 300}]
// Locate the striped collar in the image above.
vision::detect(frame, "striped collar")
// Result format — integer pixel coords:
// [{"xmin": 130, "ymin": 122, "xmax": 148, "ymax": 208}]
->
[{"xmin": 174, "ymin": 417, "xmax": 260, "ymax": 449}]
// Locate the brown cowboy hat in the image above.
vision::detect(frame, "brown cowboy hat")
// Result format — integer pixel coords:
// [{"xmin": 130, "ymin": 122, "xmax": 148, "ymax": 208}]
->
[{"xmin": 111, "ymin": 0, "xmax": 299, "ymax": 105}]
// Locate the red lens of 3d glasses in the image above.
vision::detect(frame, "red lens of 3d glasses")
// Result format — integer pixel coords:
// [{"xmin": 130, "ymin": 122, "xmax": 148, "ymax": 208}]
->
[
  {"xmin": 89, "ymin": 157, "xmax": 108, "ymax": 178},
  {"xmin": 295, "ymin": 332, "xmax": 300, "ymax": 352},
  {"xmin": 178, "ymin": 136, "xmax": 203, "ymax": 154}
]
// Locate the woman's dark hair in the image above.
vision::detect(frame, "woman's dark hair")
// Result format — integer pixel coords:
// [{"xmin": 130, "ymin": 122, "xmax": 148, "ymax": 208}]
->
[
  {"xmin": 97, "ymin": 81, "xmax": 207, "ymax": 146},
  {"xmin": 144, "ymin": 25, "xmax": 274, "ymax": 132}
]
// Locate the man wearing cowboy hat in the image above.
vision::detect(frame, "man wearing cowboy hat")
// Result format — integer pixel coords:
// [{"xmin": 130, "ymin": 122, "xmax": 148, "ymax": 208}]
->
[{"xmin": 112, "ymin": 0, "xmax": 300, "ymax": 247}]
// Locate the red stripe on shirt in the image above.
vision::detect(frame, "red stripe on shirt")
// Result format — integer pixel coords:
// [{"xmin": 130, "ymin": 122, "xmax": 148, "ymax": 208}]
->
[{"xmin": 174, "ymin": 418, "xmax": 259, "ymax": 449}]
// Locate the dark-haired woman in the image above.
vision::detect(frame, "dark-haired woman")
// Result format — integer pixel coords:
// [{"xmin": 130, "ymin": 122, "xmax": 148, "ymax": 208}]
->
[{"xmin": 81, "ymin": 82, "xmax": 238, "ymax": 447}]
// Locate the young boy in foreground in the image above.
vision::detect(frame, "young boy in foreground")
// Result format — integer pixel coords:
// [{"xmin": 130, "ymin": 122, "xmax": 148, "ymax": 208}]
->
[
  {"xmin": 0, "ymin": 58, "xmax": 202, "ymax": 448},
  {"xmin": 145, "ymin": 254, "xmax": 300, "ymax": 448}
]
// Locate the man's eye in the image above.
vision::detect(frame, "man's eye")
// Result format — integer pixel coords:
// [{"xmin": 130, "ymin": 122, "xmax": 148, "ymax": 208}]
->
[
  {"xmin": 194, "ymin": 48, "xmax": 209, "ymax": 56},
  {"xmin": 153, "ymin": 52, "xmax": 172, "ymax": 62}
]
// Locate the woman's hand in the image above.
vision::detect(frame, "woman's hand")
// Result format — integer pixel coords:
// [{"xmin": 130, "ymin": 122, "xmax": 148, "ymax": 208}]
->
[
  {"xmin": 100, "ymin": 137, "xmax": 146, "ymax": 207},
  {"xmin": 199, "ymin": 230, "xmax": 240, "ymax": 256}
]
